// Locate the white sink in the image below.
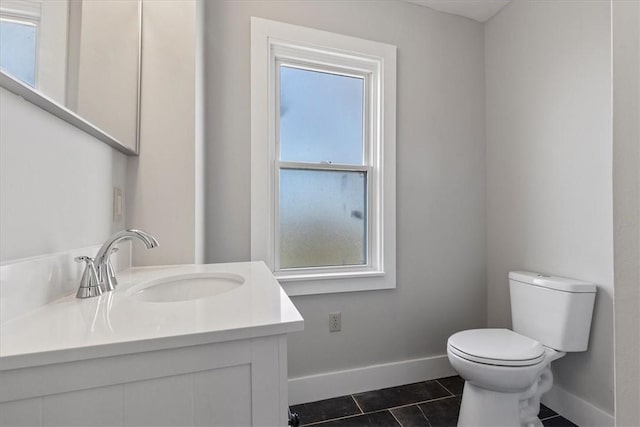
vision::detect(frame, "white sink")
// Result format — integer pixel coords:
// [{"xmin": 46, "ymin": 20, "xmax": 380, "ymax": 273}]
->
[{"xmin": 126, "ymin": 272, "xmax": 245, "ymax": 303}]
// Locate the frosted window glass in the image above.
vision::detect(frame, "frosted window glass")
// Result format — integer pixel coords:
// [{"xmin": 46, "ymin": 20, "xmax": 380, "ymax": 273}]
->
[
  {"xmin": 0, "ymin": 20, "xmax": 37, "ymax": 87},
  {"xmin": 279, "ymin": 66, "xmax": 364, "ymax": 164},
  {"xmin": 279, "ymin": 169, "xmax": 366, "ymax": 269}
]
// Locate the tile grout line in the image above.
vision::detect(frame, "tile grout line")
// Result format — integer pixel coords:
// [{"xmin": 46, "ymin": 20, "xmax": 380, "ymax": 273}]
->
[
  {"xmin": 350, "ymin": 394, "xmax": 365, "ymax": 415},
  {"xmin": 299, "ymin": 409, "xmax": 392, "ymax": 427},
  {"xmin": 388, "ymin": 408, "xmax": 403, "ymax": 426},
  {"xmin": 386, "ymin": 393, "xmax": 459, "ymax": 411},
  {"xmin": 416, "ymin": 404, "xmax": 433, "ymax": 427},
  {"xmin": 435, "ymin": 379, "xmax": 456, "ymax": 397}
]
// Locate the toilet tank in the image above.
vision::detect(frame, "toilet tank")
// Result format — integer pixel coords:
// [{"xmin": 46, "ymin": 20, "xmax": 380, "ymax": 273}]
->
[{"xmin": 509, "ymin": 271, "xmax": 596, "ymax": 352}]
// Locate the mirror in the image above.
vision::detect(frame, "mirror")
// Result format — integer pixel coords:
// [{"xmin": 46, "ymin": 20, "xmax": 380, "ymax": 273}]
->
[{"xmin": 0, "ymin": 0, "xmax": 141, "ymax": 154}]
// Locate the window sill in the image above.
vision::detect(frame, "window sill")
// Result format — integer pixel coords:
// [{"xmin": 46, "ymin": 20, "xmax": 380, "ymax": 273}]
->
[{"xmin": 278, "ymin": 271, "xmax": 396, "ymax": 296}]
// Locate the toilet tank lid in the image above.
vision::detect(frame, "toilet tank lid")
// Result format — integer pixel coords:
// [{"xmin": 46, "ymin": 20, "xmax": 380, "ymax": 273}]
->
[{"xmin": 509, "ymin": 271, "xmax": 597, "ymax": 293}]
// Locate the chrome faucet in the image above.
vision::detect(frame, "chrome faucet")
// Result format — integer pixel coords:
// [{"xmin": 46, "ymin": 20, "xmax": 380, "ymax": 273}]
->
[{"xmin": 75, "ymin": 229, "xmax": 159, "ymax": 298}]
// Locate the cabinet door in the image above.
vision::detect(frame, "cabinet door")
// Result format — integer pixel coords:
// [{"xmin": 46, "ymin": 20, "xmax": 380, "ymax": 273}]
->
[{"xmin": 194, "ymin": 365, "xmax": 252, "ymax": 427}]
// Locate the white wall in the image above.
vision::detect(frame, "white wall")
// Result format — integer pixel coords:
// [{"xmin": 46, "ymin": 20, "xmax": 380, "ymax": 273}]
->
[
  {"xmin": 204, "ymin": 0, "xmax": 486, "ymax": 380},
  {"xmin": 612, "ymin": 1, "xmax": 640, "ymax": 426},
  {"xmin": 126, "ymin": 0, "xmax": 202, "ymax": 266},
  {"xmin": 0, "ymin": 87, "xmax": 127, "ymax": 262},
  {"xmin": 485, "ymin": 0, "xmax": 614, "ymax": 418}
]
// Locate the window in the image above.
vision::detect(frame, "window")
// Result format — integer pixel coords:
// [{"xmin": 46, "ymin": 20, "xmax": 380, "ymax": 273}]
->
[
  {"xmin": 0, "ymin": 0, "xmax": 40, "ymax": 87},
  {"xmin": 251, "ymin": 18, "xmax": 396, "ymax": 296},
  {"xmin": 1, "ymin": 0, "xmax": 69, "ymax": 101},
  {"xmin": 0, "ymin": 19, "xmax": 37, "ymax": 87}
]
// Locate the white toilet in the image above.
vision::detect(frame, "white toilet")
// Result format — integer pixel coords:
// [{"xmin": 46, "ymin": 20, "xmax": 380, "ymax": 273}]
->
[{"xmin": 447, "ymin": 271, "xmax": 596, "ymax": 427}]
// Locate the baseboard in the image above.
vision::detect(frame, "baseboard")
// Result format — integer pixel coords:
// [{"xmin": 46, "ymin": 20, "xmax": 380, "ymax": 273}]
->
[
  {"xmin": 288, "ymin": 354, "xmax": 455, "ymax": 405},
  {"xmin": 542, "ymin": 383, "xmax": 614, "ymax": 427}
]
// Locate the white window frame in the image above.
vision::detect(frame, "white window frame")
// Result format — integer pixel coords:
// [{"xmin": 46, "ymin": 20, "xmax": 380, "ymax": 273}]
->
[{"xmin": 250, "ymin": 17, "xmax": 396, "ymax": 296}]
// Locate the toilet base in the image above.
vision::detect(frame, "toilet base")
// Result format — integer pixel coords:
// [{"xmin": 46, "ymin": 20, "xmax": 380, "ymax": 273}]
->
[
  {"xmin": 457, "ymin": 366, "xmax": 554, "ymax": 427},
  {"xmin": 458, "ymin": 382, "xmax": 522, "ymax": 427}
]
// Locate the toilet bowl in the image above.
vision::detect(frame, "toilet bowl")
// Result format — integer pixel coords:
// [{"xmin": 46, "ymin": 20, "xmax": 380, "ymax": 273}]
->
[
  {"xmin": 447, "ymin": 329, "xmax": 565, "ymax": 427},
  {"xmin": 447, "ymin": 271, "xmax": 597, "ymax": 427}
]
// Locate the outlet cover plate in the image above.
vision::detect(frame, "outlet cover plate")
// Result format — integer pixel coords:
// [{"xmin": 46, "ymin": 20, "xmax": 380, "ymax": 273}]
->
[{"xmin": 329, "ymin": 312, "xmax": 341, "ymax": 332}]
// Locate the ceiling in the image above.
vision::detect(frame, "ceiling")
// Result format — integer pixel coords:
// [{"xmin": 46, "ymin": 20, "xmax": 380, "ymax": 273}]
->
[{"xmin": 405, "ymin": 0, "xmax": 511, "ymax": 23}]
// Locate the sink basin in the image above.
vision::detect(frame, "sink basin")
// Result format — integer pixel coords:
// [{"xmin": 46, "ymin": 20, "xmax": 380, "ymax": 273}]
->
[{"xmin": 127, "ymin": 272, "xmax": 244, "ymax": 303}]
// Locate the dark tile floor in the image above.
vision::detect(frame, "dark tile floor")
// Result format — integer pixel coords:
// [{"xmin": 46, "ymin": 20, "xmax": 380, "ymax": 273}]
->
[{"xmin": 289, "ymin": 376, "xmax": 579, "ymax": 426}]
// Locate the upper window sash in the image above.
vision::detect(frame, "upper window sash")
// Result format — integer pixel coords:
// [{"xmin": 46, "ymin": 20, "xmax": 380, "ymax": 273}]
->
[{"xmin": 272, "ymin": 52, "xmax": 377, "ymax": 166}]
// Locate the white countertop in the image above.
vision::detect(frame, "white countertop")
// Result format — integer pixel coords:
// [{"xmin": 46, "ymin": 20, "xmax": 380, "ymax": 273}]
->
[{"xmin": 0, "ymin": 262, "xmax": 304, "ymax": 370}]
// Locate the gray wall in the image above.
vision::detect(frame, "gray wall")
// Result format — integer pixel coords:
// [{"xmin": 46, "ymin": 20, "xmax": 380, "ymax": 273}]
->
[
  {"xmin": 0, "ymin": 87, "xmax": 127, "ymax": 262},
  {"xmin": 613, "ymin": 1, "xmax": 640, "ymax": 425},
  {"xmin": 126, "ymin": 0, "xmax": 201, "ymax": 266},
  {"xmin": 204, "ymin": 0, "xmax": 487, "ymax": 378},
  {"xmin": 485, "ymin": 0, "xmax": 614, "ymax": 416}
]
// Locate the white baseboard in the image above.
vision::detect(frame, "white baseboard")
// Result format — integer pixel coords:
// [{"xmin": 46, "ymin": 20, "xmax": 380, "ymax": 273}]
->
[
  {"xmin": 288, "ymin": 354, "xmax": 455, "ymax": 405},
  {"xmin": 542, "ymin": 384, "xmax": 614, "ymax": 427}
]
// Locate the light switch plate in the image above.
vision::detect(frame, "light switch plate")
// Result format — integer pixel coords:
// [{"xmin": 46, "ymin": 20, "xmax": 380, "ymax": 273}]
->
[{"xmin": 113, "ymin": 187, "xmax": 123, "ymax": 222}]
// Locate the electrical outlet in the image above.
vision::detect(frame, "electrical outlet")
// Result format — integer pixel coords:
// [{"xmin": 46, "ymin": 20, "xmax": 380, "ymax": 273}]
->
[{"xmin": 329, "ymin": 312, "xmax": 341, "ymax": 332}]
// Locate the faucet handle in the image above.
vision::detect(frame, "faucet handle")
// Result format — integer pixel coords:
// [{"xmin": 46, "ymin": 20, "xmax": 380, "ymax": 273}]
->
[{"xmin": 74, "ymin": 256, "xmax": 103, "ymax": 299}]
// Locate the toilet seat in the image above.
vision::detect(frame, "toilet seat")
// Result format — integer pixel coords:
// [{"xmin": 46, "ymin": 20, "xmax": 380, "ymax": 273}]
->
[{"xmin": 448, "ymin": 328, "xmax": 545, "ymax": 367}]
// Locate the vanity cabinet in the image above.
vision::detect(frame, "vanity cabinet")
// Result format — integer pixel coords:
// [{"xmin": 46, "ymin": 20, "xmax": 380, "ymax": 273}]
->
[
  {"xmin": 1, "ymin": 334, "xmax": 288, "ymax": 426},
  {"xmin": 0, "ymin": 262, "xmax": 303, "ymax": 427}
]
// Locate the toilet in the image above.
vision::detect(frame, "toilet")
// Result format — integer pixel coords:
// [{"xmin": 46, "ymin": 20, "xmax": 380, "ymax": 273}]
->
[{"xmin": 447, "ymin": 271, "xmax": 596, "ymax": 427}]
